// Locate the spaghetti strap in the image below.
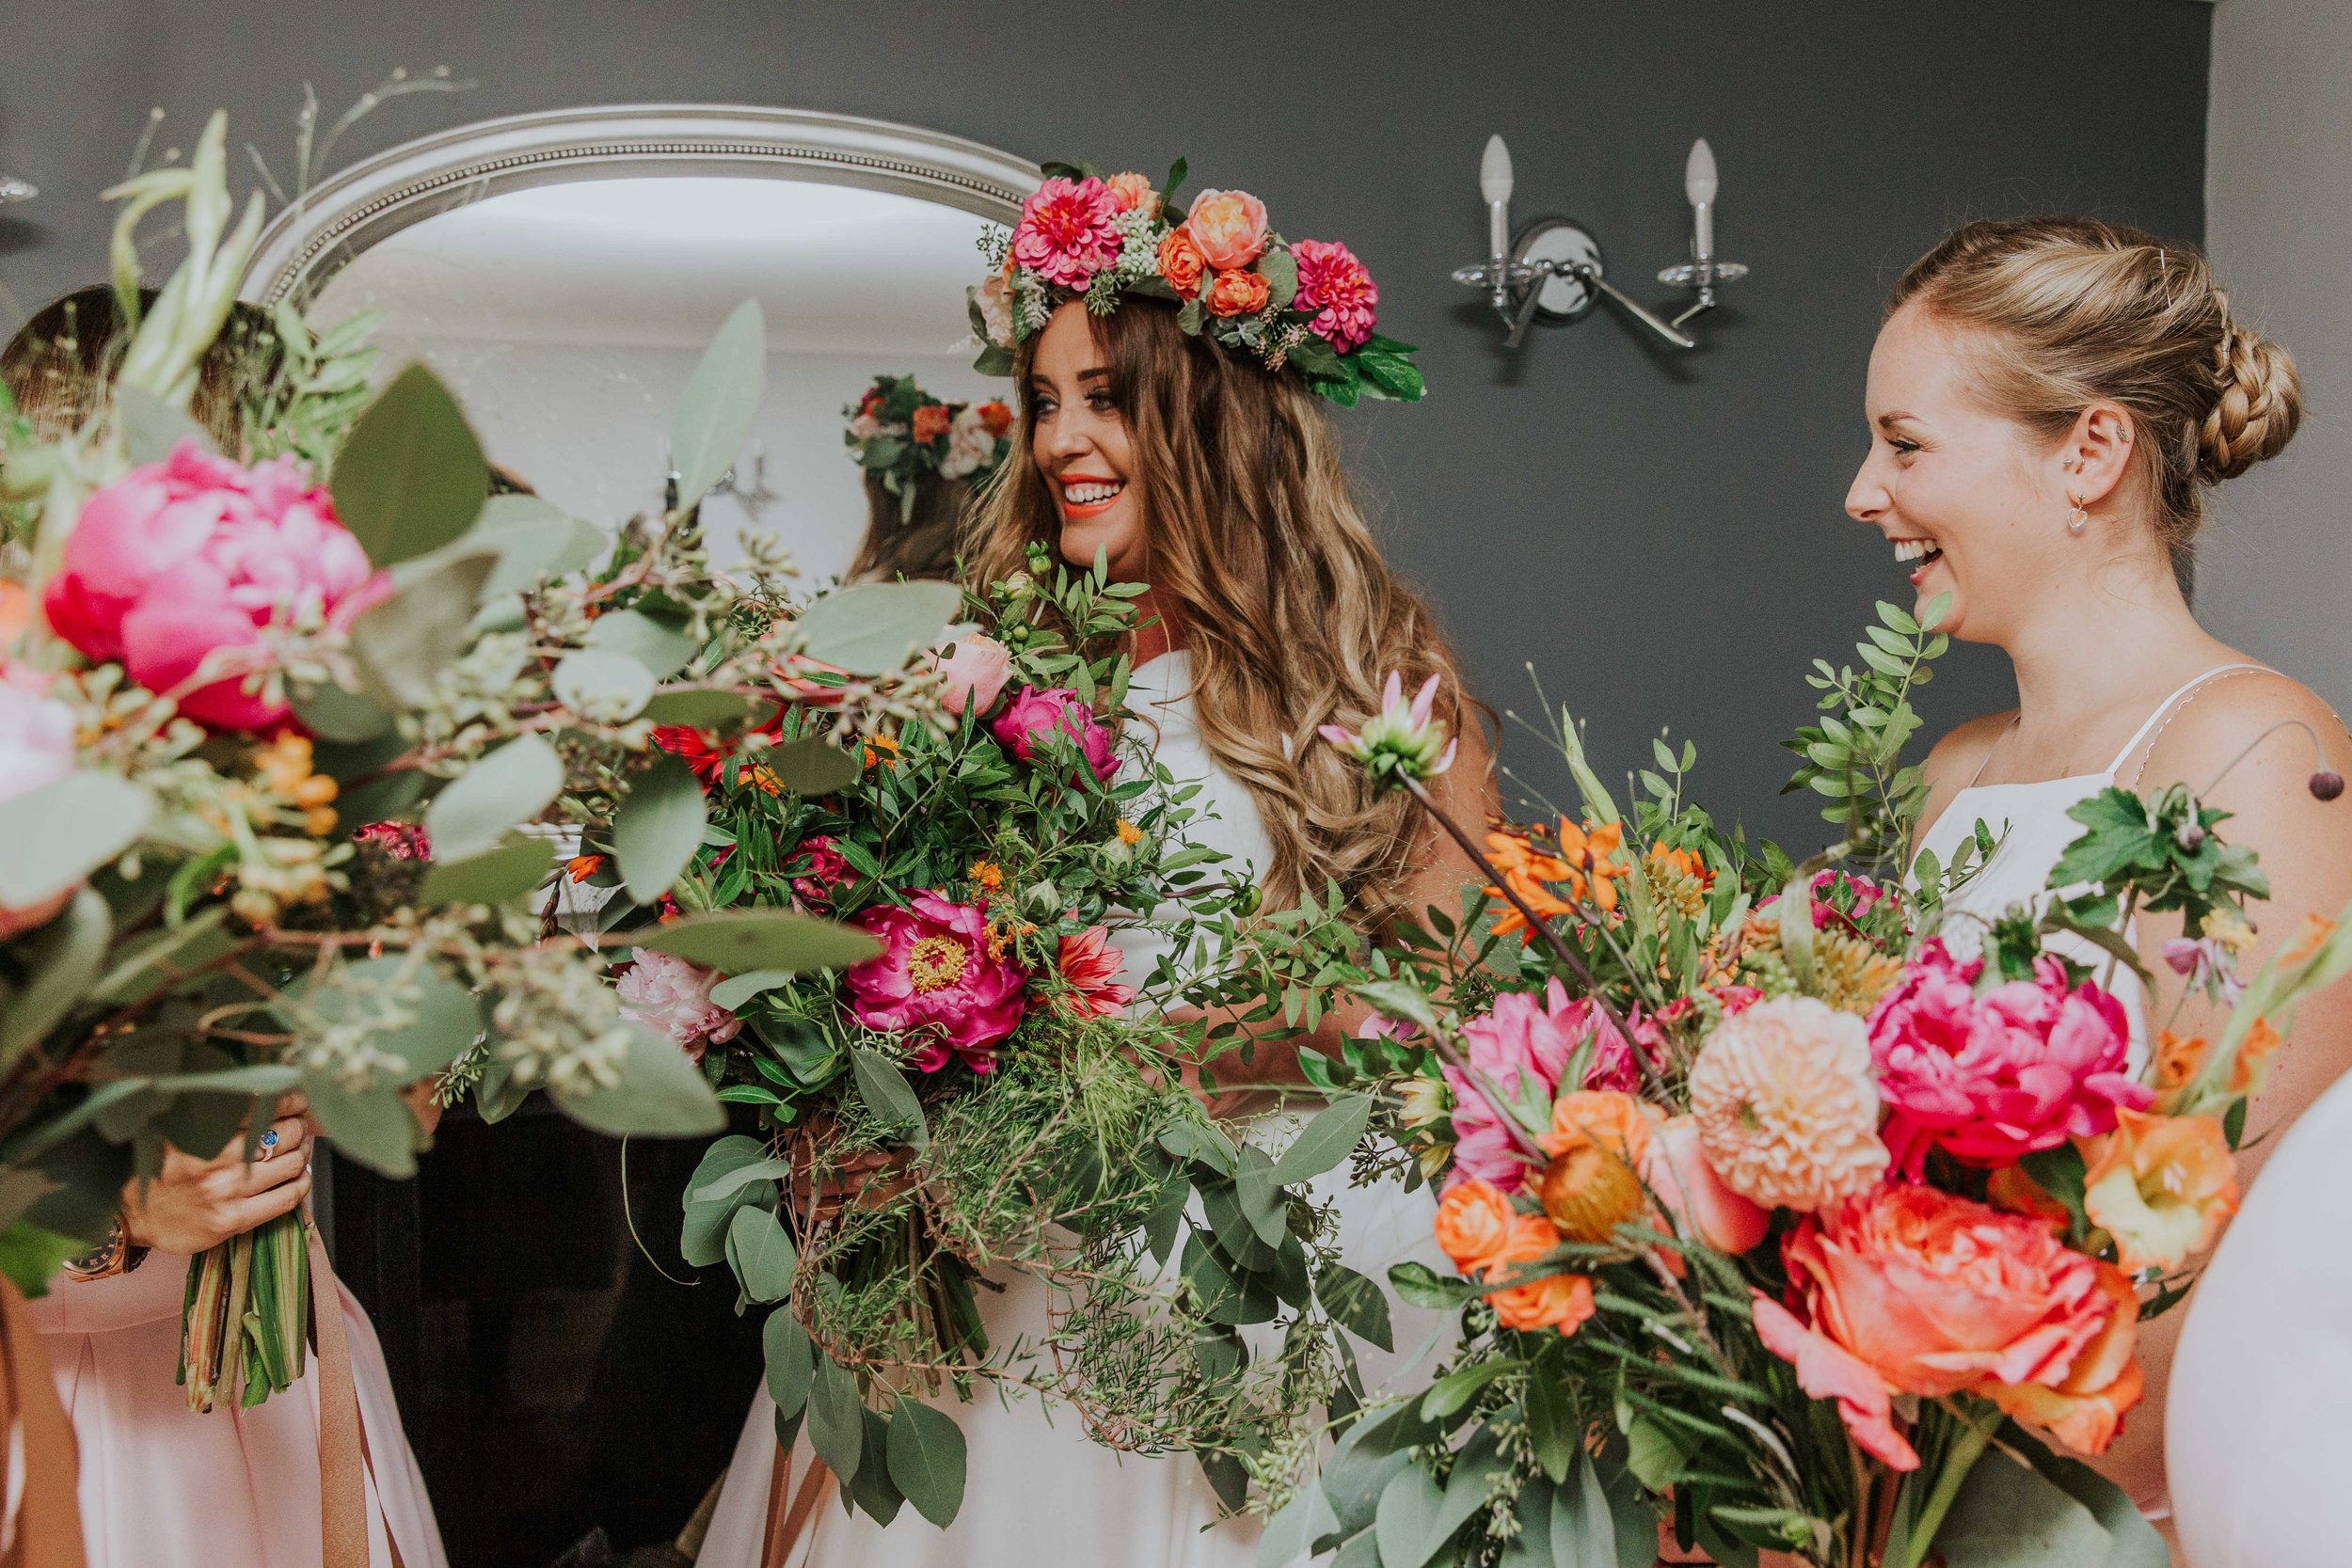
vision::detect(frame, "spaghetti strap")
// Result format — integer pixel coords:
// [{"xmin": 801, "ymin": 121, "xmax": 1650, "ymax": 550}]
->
[{"xmin": 2105, "ymin": 662, "xmax": 2276, "ymax": 780}]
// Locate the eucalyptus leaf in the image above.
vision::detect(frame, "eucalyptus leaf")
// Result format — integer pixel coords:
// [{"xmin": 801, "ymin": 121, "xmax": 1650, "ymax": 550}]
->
[
  {"xmin": 0, "ymin": 772, "xmax": 153, "ymax": 908},
  {"xmin": 762, "ymin": 737, "xmax": 862, "ymax": 795},
  {"xmin": 555, "ymin": 1022, "xmax": 725, "ymax": 1138},
  {"xmin": 794, "ymin": 581, "xmax": 961, "ymax": 676},
  {"xmin": 469, "ymin": 495, "xmax": 607, "ymax": 596},
  {"xmin": 638, "ymin": 910, "xmax": 881, "ymax": 975},
  {"xmin": 1314, "ymin": 1260, "xmax": 1393, "ymax": 1353},
  {"xmin": 301, "ymin": 1069, "xmax": 422, "ymax": 1177},
  {"xmin": 117, "ymin": 384, "xmax": 212, "ymax": 464},
  {"xmin": 885, "ymin": 1396, "xmax": 967, "ymax": 1528},
  {"xmin": 89, "ymin": 907, "xmax": 230, "ymax": 1007},
  {"xmin": 725, "ymin": 1203, "xmax": 798, "ymax": 1303},
  {"xmin": 1349, "ymin": 979, "xmax": 1438, "ymax": 1035},
  {"xmin": 1549, "ymin": 1451, "xmax": 1617, "ymax": 1567},
  {"xmin": 763, "ymin": 1306, "xmax": 815, "ymax": 1417},
  {"xmin": 290, "ymin": 679, "xmax": 397, "ymax": 742},
  {"xmin": 804, "ymin": 1356, "xmax": 865, "ymax": 1485},
  {"xmin": 1374, "ymin": 1465, "xmax": 1447, "ymax": 1568},
  {"xmin": 330, "ymin": 363, "xmax": 488, "ymax": 566},
  {"xmin": 0, "ymin": 888, "xmax": 111, "ymax": 1068},
  {"xmin": 670, "ymin": 299, "xmax": 765, "ymax": 509},
  {"xmin": 1271, "ymin": 1095, "xmax": 1372, "ymax": 1186},
  {"xmin": 642, "ymin": 688, "xmax": 767, "ymax": 729},
  {"xmin": 425, "ymin": 734, "xmax": 563, "ymax": 862},
  {"xmin": 614, "ymin": 753, "xmax": 707, "ymax": 902},
  {"xmin": 708, "ymin": 969, "xmax": 797, "ymax": 1012},
  {"xmin": 849, "ymin": 1050, "xmax": 924, "ymax": 1135},
  {"xmin": 418, "ymin": 836, "xmax": 557, "ymax": 907},
  {"xmin": 1934, "ymin": 1445, "xmax": 2113, "ymax": 1568},
  {"xmin": 553, "ymin": 648, "xmax": 655, "ymax": 723},
  {"xmin": 348, "ymin": 546, "xmax": 498, "ymax": 707},
  {"xmin": 474, "ymin": 1058, "xmax": 529, "ymax": 1123},
  {"xmin": 298, "ymin": 956, "xmax": 482, "ymax": 1083},
  {"xmin": 585, "ymin": 609, "xmax": 699, "ymax": 680}
]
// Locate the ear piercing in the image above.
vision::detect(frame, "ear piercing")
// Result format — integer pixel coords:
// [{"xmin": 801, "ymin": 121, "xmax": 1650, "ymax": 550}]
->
[{"xmin": 2067, "ymin": 497, "xmax": 2090, "ymax": 536}]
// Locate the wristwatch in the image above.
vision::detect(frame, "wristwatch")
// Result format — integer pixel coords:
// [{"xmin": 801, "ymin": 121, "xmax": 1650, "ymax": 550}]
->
[{"xmin": 61, "ymin": 1213, "xmax": 150, "ymax": 1282}]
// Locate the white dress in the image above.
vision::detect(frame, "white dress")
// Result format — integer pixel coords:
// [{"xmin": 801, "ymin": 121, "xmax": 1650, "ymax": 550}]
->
[
  {"xmin": 2165, "ymin": 1069, "xmax": 2352, "ymax": 1567},
  {"xmin": 697, "ymin": 651, "xmax": 1454, "ymax": 1567}
]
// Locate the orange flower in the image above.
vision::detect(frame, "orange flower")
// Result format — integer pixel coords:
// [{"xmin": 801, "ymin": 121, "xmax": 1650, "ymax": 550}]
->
[
  {"xmin": 862, "ymin": 734, "xmax": 899, "ymax": 771},
  {"xmin": 2282, "ymin": 912, "xmax": 2337, "ymax": 965},
  {"xmin": 1115, "ymin": 818, "xmax": 1143, "ymax": 846},
  {"xmin": 1479, "ymin": 1213, "xmax": 1595, "ymax": 1336},
  {"xmin": 2154, "ymin": 1020, "xmax": 2281, "ymax": 1106},
  {"xmin": 1206, "ymin": 267, "xmax": 1271, "ymax": 318},
  {"xmin": 1535, "ymin": 1091, "xmax": 1654, "ymax": 1243},
  {"xmin": 739, "ymin": 763, "xmax": 782, "ymax": 797},
  {"xmin": 912, "ymin": 404, "xmax": 953, "ymax": 445},
  {"xmin": 1645, "ymin": 842, "xmax": 1712, "ymax": 887},
  {"xmin": 566, "ymin": 854, "xmax": 607, "ymax": 883},
  {"xmin": 976, "ymin": 400, "xmax": 1014, "ymax": 437},
  {"xmin": 1157, "ymin": 228, "xmax": 1208, "ymax": 296},
  {"xmin": 1434, "ymin": 1178, "xmax": 1516, "ymax": 1273},
  {"xmin": 969, "ymin": 860, "xmax": 1005, "ymax": 895},
  {"xmin": 1556, "ymin": 817, "xmax": 1629, "ymax": 913},
  {"xmin": 1482, "ymin": 828, "xmax": 1576, "ymax": 942},
  {"xmin": 2081, "ymin": 1108, "xmax": 2240, "ymax": 1274},
  {"xmin": 1985, "ymin": 1262, "xmax": 2146, "ymax": 1456},
  {"xmin": 1538, "ymin": 1090, "xmax": 1653, "ymax": 1163},
  {"xmin": 1184, "ymin": 189, "xmax": 1270, "ymax": 270},
  {"xmin": 1104, "ymin": 170, "xmax": 1157, "ymax": 216}
]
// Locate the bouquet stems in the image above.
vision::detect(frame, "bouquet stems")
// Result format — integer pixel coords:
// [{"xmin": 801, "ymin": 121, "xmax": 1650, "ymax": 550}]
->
[{"xmin": 178, "ymin": 1209, "xmax": 310, "ymax": 1412}]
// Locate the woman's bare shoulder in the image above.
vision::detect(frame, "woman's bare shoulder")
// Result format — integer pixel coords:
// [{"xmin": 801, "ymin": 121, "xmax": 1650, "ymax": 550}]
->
[
  {"xmin": 2137, "ymin": 669, "xmax": 2351, "ymax": 797},
  {"xmin": 1922, "ymin": 709, "xmax": 2019, "ymax": 787}
]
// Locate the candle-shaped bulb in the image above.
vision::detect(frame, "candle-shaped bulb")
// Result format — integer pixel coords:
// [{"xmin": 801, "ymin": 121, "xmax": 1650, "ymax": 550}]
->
[
  {"xmin": 1481, "ymin": 135, "xmax": 1513, "ymax": 262},
  {"xmin": 1684, "ymin": 137, "xmax": 1717, "ymax": 261}
]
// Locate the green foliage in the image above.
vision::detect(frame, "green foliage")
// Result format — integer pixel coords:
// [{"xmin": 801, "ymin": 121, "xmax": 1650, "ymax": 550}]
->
[
  {"xmin": 668, "ymin": 299, "xmax": 765, "ymax": 510},
  {"xmin": 328, "ymin": 363, "xmax": 488, "ymax": 567},
  {"xmin": 1783, "ymin": 595, "xmax": 1950, "ymax": 871}
]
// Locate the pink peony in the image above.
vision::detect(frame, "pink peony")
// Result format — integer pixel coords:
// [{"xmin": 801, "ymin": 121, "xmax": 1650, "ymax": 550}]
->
[
  {"xmin": 1184, "ymin": 190, "xmax": 1270, "ymax": 272},
  {"xmin": 1009, "ymin": 177, "xmax": 1124, "ymax": 290},
  {"xmin": 616, "ymin": 950, "xmax": 742, "ymax": 1065},
  {"xmin": 1291, "ymin": 239, "xmax": 1380, "ymax": 352},
  {"xmin": 931, "ymin": 633, "xmax": 1012, "ymax": 718},
  {"xmin": 1867, "ymin": 940, "xmax": 2151, "ymax": 1175},
  {"xmin": 1056, "ymin": 926, "xmax": 1134, "ymax": 1017},
  {"xmin": 844, "ymin": 891, "xmax": 1028, "ymax": 1072},
  {"xmin": 991, "ymin": 686, "xmax": 1117, "ymax": 784},
  {"xmin": 0, "ymin": 673, "xmax": 75, "ymax": 807},
  {"xmin": 42, "ymin": 441, "xmax": 386, "ymax": 730},
  {"xmin": 789, "ymin": 834, "xmax": 850, "ymax": 905}
]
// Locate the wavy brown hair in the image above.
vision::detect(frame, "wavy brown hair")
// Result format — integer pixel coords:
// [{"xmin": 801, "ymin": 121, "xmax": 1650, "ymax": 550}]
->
[
  {"xmin": 967, "ymin": 301, "xmax": 1470, "ymax": 928},
  {"xmin": 847, "ymin": 470, "xmax": 971, "ymax": 585}
]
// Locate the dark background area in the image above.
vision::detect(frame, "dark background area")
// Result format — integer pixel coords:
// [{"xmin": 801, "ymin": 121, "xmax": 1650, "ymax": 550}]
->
[{"xmin": 0, "ymin": 3, "xmax": 2216, "ymax": 1561}]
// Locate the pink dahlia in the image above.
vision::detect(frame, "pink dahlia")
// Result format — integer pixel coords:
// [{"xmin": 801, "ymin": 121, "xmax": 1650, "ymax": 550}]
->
[
  {"xmin": 1867, "ymin": 940, "xmax": 2151, "ymax": 1176},
  {"xmin": 616, "ymin": 950, "xmax": 742, "ymax": 1065},
  {"xmin": 42, "ymin": 440, "xmax": 387, "ymax": 730},
  {"xmin": 1291, "ymin": 239, "xmax": 1379, "ymax": 353},
  {"xmin": 991, "ymin": 686, "xmax": 1117, "ymax": 784},
  {"xmin": 1009, "ymin": 177, "xmax": 1124, "ymax": 290},
  {"xmin": 790, "ymin": 834, "xmax": 850, "ymax": 905},
  {"xmin": 1056, "ymin": 926, "xmax": 1134, "ymax": 1017},
  {"xmin": 844, "ymin": 891, "xmax": 1028, "ymax": 1072}
]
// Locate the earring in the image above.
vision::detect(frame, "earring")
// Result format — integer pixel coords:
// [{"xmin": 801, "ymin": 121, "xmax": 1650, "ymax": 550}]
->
[{"xmin": 2066, "ymin": 496, "xmax": 2090, "ymax": 536}]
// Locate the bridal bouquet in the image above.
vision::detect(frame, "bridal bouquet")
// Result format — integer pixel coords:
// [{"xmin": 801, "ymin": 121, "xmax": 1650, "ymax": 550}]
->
[
  {"xmin": 581, "ymin": 550, "xmax": 1380, "ymax": 1529},
  {"xmin": 0, "ymin": 114, "xmax": 949, "ymax": 1414},
  {"xmin": 1280, "ymin": 600, "xmax": 2350, "ymax": 1568}
]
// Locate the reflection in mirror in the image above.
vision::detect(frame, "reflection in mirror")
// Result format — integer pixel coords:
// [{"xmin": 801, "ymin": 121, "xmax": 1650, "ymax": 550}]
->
[{"xmin": 310, "ymin": 176, "xmax": 1009, "ymax": 582}]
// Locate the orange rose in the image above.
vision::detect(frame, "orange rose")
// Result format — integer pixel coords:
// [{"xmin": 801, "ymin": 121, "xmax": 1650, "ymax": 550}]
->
[
  {"xmin": 1206, "ymin": 267, "xmax": 1270, "ymax": 318},
  {"xmin": 1534, "ymin": 1091, "xmax": 1654, "ymax": 1243},
  {"xmin": 912, "ymin": 404, "xmax": 953, "ymax": 445},
  {"xmin": 975, "ymin": 400, "xmax": 1014, "ymax": 437},
  {"xmin": 1104, "ymin": 171, "xmax": 1157, "ymax": 217},
  {"xmin": 1185, "ymin": 188, "xmax": 1270, "ymax": 270},
  {"xmin": 1480, "ymin": 1213, "xmax": 1595, "ymax": 1336},
  {"xmin": 1766, "ymin": 1184, "xmax": 2141, "ymax": 1455},
  {"xmin": 2081, "ymin": 1108, "xmax": 2239, "ymax": 1273},
  {"xmin": 1538, "ymin": 1090, "xmax": 1652, "ymax": 1163},
  {"xmin": 1157, "ymin": 228, "xmax": 1208, "ymax": 296},
  {"xmin": 1434, "ymin": 1178, "xmax": 1516, "ymax": 1273}
]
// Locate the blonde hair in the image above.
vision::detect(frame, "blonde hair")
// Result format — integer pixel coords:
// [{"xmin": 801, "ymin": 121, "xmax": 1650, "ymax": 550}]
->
[
  {"xmin": 1888, "ymin": 217, "xmax": 2301, "ymax": 560},
  {"xmin": 968, "ymin": 300, "xmax": 1469, "ymax": 928}
]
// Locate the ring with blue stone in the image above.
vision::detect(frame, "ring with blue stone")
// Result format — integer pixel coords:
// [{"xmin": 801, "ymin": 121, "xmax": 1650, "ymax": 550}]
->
[{"xmin": 259, "ymin": 1129, "xmax": 280, "ymax": 1156}]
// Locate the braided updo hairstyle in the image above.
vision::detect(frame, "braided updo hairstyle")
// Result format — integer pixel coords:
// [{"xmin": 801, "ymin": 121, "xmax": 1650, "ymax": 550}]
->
[{"xmin": 1887, "ymin": 217, "xmax": 2301, "ymax": 562}]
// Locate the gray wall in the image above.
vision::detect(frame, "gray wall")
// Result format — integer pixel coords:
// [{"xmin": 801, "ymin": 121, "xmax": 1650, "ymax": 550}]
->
[
  {"xmin": 0, "ymin": 0, "xmax": 2215, "ymax": 847},
  {"xmin": 2203, "ymin": 0, "xmax": 2351, "ymax": 718}
]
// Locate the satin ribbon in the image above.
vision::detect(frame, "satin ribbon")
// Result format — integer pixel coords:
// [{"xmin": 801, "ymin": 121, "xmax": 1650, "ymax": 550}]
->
[
  {"xmin": 759, "ymin": 1443, "xmax": 834, "ymax": 1568},
  {"xmin": 307, "ymin": 1225, "xmax": 400, "ymax": 1568},
  {"xmin": 0, "ymin": 1276, "xmax": 86, "ymax": 1568}
]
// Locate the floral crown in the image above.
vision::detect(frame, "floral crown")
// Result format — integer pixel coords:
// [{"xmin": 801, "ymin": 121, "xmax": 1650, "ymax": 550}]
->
[
  {"xmin": 970, "ymin": 159, "xmax": 1424, "ymax": 408},
  {"xmin": 844, "ymin": 374, "xmax": 1014, "ymax": 520}
]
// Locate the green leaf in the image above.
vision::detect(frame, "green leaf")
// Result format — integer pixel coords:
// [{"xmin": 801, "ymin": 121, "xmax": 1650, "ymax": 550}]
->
[
  {"xmin": 725, "ymin": 1203, "xmax": 797, "ymax": 1303},
  {"xmin": 1420, "ymin": 1359, "xmax": 1518, "ymax": 1422},
  {"xmin": 1525, "ymin": 1380, "xmax": 1581, "ymax": 1485},
  {"xmin": 804, "ymin": 1355, "xmax": 865, "ymax": 1486},
  {"xmin": 1388, "ymin": 1259, "xmax": 1483, "ymax": 1309},
  {"xmin": 1934, "ymin": 1444, "xmax": 2114, "ymax": 1568},
  {"xmin": 707, "ymin": 969, "xmax": 796, "ymax": 1011},
  {"xmin": 849, "ymin": 1050, "xmax": 924, "ymax": 1135},
  {"xmin": 693, "ymin": 1156, "xmax": 795, "ymax": 1204},
  {"xmin": 298, "ymin": 956, "xmax": 482, "ymax": 1083},
  {"xmin": 154, "ymin": 1087, "xmax": 262, "ymax": 1162},
  {"xmin": 1374, "ymin": 1465, "xmax": 1446, "ymax": 1568},
  {"xmin": 117, "ymin": 384, "xmax": 213, "ymax": 464},
  {"xmin": 1232, "ymin": 1145, "xmax": 1288, "ymax": 1247},
  {"xmin": 425, "ymin": 734, "xmax": 563, "ymax": 862},
  {"xmin": 552, "ymin": 648, "xmax": 655, "ymax": 722},
  {"xmin": 670, "ymin": 300, "xmax": 766, "ymax": 509},
  {"xmin": 795, "ymin": 581, "xmax": 961, "ymax": 676},
  {"xmin": 1258, "ymin": 247, "xmax": 1299, "ymax": 310},
  {"xmin": 1258, "ymin": 1474, "xmax": 1342, "ymax": 1568},
  {"xmin": 554, "ymin": 1022, "xmax": 725, "ymax": 1138},
  {"xmin": 1349, "ymin": 979, "xmax": 1438, "ymax": 1034},
  {"xmin": 638, "ymin": 910, "xmax": 882, "ymax": 975},
  {"xmin": 1180, "ymin": 1232, "xmax": 1278, "ymax": 1325},
  {"xmin": 469, "ymin": 495, "xmax": 606, "ymax": 596},
  {"xmin": 849, "ymin": 1407, "xmax": 903, "ymax": 1524},
  {"xmin": 1551, "ymin": 1451, "xmax": 1617, "ymax": 1567},
  {"xmin": 0, "ymin": 772, "xmax": 153, "ymax": 908},
  {"xmin": 1315, "ymin": 1261, "xmax": 1393, "ymax": 1352},
  {"xmin": 473, "ymin": 1058, "xmax": 529, "ymax": 1123},
  {"xmin": 89, "ymin": 907, "xmax": 230, "ymax": 1008},
  {"xmin": 330, "ymin": 363, "xmax": 488, "ymax": 567},
  {"xmin": 301, "ymin": 1069, "xmax": 423, "ymax": 1177},
  {"xmin": 1271, "ymin": 1094, "xmax": 1372, "ymax": 1186},
  {"xmin": 418, "ymin": 835, "xmax": 556, "ymax": 906},
  {"xmin": 614, "ymin": 754, "xmax": 707, "ymax": 903},
  {"xmin": 642, "ymin": 688, "xmax": 768, "ymax": 729},
  {"xmin": 1624, "ymin": 1417, "xmax": 1692, "ymax": 1491},
  {"xmin": 349, "ymin": 546, "xmax": 499, "ymax": 706},
  {"xmin": 0, "ymin": 888, "xmax": 111, "ymax": 1068},
  {"xmin": 682, "ymin": 1136, "xmax": 774, "ymax": 1266},
  {"xmin": 762, "ymin": 737, "xmax": 862, "ymax": 795},
  {"xmin": 585, "ymin": 609, "xmax": 699, "ymax": 681},
  {"xmin": 0, "ymin": 1219, "xmax": 85, "ymax": 1298},
  {"xmin": 290, "ymin": 678, "xmax": 397, "ymax": 742},
  {"xmin": 763, "ymin": 1307, "xmax": 815, "ymax": 1417},
  {"xmin": 886, "ymin": 1397, "xmax": 968, "ymax": 1528}
]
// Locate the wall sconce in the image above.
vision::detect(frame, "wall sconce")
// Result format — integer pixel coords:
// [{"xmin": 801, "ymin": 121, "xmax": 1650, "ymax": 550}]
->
[
  {"xmin": 1453, "ymin": 135, "xmax": 1746, "ymax": 351},
  {"xmin": 0, "ymin": 174, "xmax": 35, "ymax": 205}
]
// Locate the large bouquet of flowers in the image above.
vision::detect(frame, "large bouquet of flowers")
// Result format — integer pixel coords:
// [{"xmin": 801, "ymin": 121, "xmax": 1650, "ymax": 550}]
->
[
  {"xmin": 843, "ymin": 372, "xmax": 1013, "ymax": 520},
  {"xmin": 574, "ymin": 547, "xmax": 1383, "ymax": 1529},
  {"xmin": 1273, "ymin": 600, "xmax": 2350, "ymax": 1568},
  {"xmin": 0, "ymin": 117, "xmax": 954, "ymax": 1416}
]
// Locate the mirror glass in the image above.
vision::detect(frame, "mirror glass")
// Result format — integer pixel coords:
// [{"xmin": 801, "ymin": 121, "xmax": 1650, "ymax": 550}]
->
[{"xmin": 310, "ymin": 175, "xmax": 1008, "ymax": 579}]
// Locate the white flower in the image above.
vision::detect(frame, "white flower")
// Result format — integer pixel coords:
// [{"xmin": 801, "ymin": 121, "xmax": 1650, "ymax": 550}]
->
[
  {"xmin": 976, "ymin": 274, "xmax": 1016, "ymax": 349},
  {"xmin": 615, "ymin": 950, "xmax": 742, "ymax": 1063},
  {"xmin": 940, "ymin": 406, "xmax": 998, "ymax": 479},
  {"xmin": 847, "ymin": 411, "xmax": 883, "ymax": 442},
  {"xmin": 0, "ymin": 676, "xmax": 75, "ymax": 806},
  {"xmin": 1689, "ymin": 995, "xmax": 1888, "ymax": 1212},
  {"xmin": 1114, "ymin": 207, "xmax": 1161, "ymax": 277}
]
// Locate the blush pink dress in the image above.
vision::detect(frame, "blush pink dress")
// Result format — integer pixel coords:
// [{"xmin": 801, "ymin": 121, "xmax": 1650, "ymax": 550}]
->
[{"xmin": 26, "ymin": 1245, "xmax": 447, "ymax": 1568}]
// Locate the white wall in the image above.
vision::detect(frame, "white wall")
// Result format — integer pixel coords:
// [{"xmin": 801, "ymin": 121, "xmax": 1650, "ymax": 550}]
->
[{"xmin": 2201, "ymin": 0, "xmax": 2352, "ymax": 709}]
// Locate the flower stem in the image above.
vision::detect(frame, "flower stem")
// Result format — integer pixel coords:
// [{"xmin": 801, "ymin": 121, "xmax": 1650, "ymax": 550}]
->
[
  {"xmin": 1882, "ymin": 1401, "xmax": 1999, "ymax": 1568},
  {"xmin": 1401, "ymin": 777, "xmax": 1661, "ymax": 1094}
]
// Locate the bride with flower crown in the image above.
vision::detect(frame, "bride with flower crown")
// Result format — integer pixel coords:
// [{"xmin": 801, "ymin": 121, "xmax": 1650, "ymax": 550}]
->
[{"xmin": 697, "ymin": 167, "xmax": 1495, "ymax": 1568}]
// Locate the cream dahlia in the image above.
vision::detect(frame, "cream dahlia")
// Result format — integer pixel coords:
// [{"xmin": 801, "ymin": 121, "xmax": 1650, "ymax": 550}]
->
[{"xmin": 1689, "ymin": 994, "xmax": 1889, "ymax": 1211}]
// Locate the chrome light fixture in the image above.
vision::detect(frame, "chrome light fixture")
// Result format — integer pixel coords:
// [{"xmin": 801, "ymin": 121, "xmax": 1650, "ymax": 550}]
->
[
  {"xmin": 0, "ymin": 173, "xmax": 36, "ymax": 205},
  {"xmin": 1453, "ymin": 135, "xmax": 1746, "ymax": 352}
]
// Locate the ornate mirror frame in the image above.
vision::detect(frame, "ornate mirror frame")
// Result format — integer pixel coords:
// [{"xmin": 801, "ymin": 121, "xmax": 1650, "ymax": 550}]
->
[{"xmin": 240, "ymin": 103, "xmax": 1039, "ymax": 308}]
